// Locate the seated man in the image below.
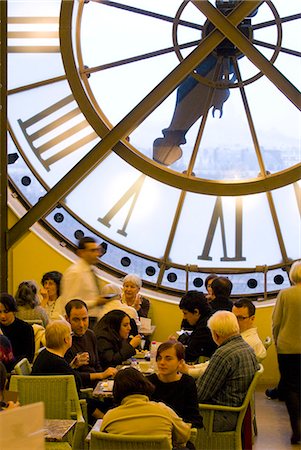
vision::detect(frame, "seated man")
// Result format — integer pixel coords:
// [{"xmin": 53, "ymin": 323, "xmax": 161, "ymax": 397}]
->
[
  {"xmin": 196, "ymin": 310, "xmax": 259, "ymax": 432},
  {"xmin": 183, "ymin": 298, "xmax": 266, "ymax": 378},
  {"xmin": 64, "ymin": 299, "xmax": 117, "ymax": 388},
  {"xmin": 32, "ymin": 320, "xmax": 106, "ymax": 423},
  {"xmin": 232, "ymin": 298, "xmax": 266, "ymax": 362},
  {"xmin": 177, "ymin": 290, "xmax": 217, "ymax": 362},
  {"xmin": 210, "ymin": 277, "xmax": 233, "ymax": 312}
]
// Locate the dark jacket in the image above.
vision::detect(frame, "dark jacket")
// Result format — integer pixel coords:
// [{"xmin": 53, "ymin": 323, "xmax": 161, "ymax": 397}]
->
[
  {"xmin": 93, "ymin": 322, "xmax": 136, "ymax": 369},
  {"xmin": 178, "ymin": 315, "xmax": 217, "ymax": 362},
  {"xmin": 210, "ymin": 296, "xmax": 233, "ymax": 312}
]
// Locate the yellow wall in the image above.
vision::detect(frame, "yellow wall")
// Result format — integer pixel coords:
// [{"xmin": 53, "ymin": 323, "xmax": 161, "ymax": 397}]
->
[{"xmin": 7, "ymin": 209, "xmax": 280, "ymax": 385}]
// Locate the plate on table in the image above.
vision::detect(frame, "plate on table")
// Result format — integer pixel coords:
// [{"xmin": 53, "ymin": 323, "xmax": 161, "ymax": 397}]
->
[{"xmin": 101, "ymin": 380, "xmax": 114, "ymax": 392}]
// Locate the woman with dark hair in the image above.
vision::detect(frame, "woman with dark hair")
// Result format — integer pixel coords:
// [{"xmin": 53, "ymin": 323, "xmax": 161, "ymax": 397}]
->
[
  {"xmin": 15, "ymin": 280, "xmax": 49, "ymax": 327},
  {"xmin": 40, "ymin": 271, "xmax": 62, "ymax": 320},
  {"xmin": 100, "ymin": 367, "xmax": 191, "ymax": 449},
  {"xmin": 148, "ymin": 341, "xmax": 203, "ymax": 429},
  {"xmin": 0, "ymin": 293, "xmax": 35, "ymax": 364},
  {"xmin": 94, "ymin": 310, "xmax": 141, "ymax": 369}
]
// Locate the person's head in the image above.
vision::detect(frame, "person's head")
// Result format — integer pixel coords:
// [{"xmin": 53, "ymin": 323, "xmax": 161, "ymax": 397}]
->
[
  {"xmin": 0, "ymin": 293, "xmax": 17, "ymax": 326},
  {"xmin": 289, "ymin": 260, "xmax": 301, "ymax": 285},
  {"xmin": 232, "ymin": 298, "xmax": 256, "ymax": 333},
  {"xmin": 100, "ymin": 283, "xmax": 122, "ymax": 300},
  {"xmin": 113, "ymin": 367, "xmax": 155, "ymax": 405},
  {"xmin": 205, "ymin": 274, "xmax": 217, "ymax": 298},
  {"xmin": 102, "ymin": 310, "xmax": 132, "ymax": 340},
  {"xmin": 41, "ymin": 271, "xmax": 62, "ymax": 298},
  {"xmin": 77, "ymin": 237, "xmax": 105, "ymax": 265},
  {"xmin": 211, "ymin": 276, "xmax": 233, "ymax": 298},
  {"xmin": 179, "ymin": 290, "xmax": 212, "ymax": 326},
  {"xmin": 15, "ymin": 280, "xmax": 38, "ymax": 308},
  {"xmin": 207, "ymin": 310, "xmax": 239, "ymax": 346},
  {"xmin": 45, "ymin": 320, "xmax": 72, "ymax": 351},
  {"xmin": 122, "ymin": 274, "xmax": 142, "ymax": 302},
  {"xmin": 65, "ymin": 299, "xmax": 89, "ymax": 337},
  {"xmin": 156, "ymin": 340, "xmax": 185, "ymax": 377}
]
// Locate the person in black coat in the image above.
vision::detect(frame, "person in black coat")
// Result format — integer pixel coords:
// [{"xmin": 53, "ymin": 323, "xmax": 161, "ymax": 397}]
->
[
  {"xmin": 0, "ymin": 293, "xmax": 35, "ymax": 367},
  {"xmin": 94, "ymin": 310, "xmax": 141, "ymax": 369},
  {"xmin": 178, "ymin": 290, "xmax": 217, "ymax": 362}
]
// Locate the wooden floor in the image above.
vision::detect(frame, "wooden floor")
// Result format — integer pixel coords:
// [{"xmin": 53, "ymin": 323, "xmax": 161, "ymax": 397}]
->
[{"xmin": 253, "ymin": 385, "xmax": 301, "ymax": 450}]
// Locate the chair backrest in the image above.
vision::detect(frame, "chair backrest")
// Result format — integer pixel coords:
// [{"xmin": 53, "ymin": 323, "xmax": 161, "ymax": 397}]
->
[
  {"xmin": 263, "ymin": 336, "xmax": 272, "ymax": 350},
  {"xmin": 13, "ymin": 357, "xmax": 32, "ymax": 375},
  {"xmin": 9, "ymin": 375, "xmax": 85, "ymax": 450},
  {"xmin": 235, "ymin": 364, "xmax": 264, "ymax": 431},
  {"xmin": 90, "ymin": 431, "xmax": 171, "ymax": 450},
  {"xmin": 9, "ymin": 374, "xmax": 81, "ymax": 420}
]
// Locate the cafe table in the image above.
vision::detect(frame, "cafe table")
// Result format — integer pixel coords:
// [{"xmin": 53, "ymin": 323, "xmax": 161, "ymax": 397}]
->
[{"xmin": 44, "ymin": 419, "xmax": 77, "ymax": 442}]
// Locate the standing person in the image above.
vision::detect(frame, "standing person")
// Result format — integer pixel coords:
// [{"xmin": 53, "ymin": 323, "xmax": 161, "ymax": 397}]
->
[
  {"xmin": 122, "ymin": 274, "xmax": 150, "ymax": 318},
  {"xmin": 196, "ymin": 311, "xmax": 258, "ymax": 432},
  {"xmin": 0, "ymin": 293, "xmax": 35, "ymax": 365},
  {"xmin": 272, "ymin": 261, "xmax": 301, "ymax": 445},
  {"xmin": 64, "ymin": 299, "xmax": 117, "ymax": 388},
  {"xmin": 210, "ymin": 277, "xmax": 233, "ymax": 312},
  {"xmin": 15, "ymin": 280, "xmax": 49, "ymax": 328},
  {"xmin": 100, "ymin": 367, "xmax": 191, "ymax": 449},
  {"xmin": 94, "ymin": 310, "xmax": 141, "ymax": 369},
  {"xmin": 40, "ymin": 271, "xmax": 62, "ymax": 320},
  {"xmin": 177, "ymin": 290, "xmax": 217, "ymax": 362},
  {"xmin": 58, "ymin": 237, "xmax": 110, "ymax": 324},
  {"xmin": 147, "ymin": 340, "xmax": 202, "ymax": 429}
]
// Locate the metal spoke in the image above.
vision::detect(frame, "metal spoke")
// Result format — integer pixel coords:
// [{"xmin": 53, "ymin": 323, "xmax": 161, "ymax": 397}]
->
[
  {"xmin": 83, "ymin": 39, "xmax": 200, "ymax": 75},
  {"xmin": 91, "ymin": 0, "xmax": 202, "ymax": 31},
  {"xmin": 253, "ymin": 39, "xmax": 301, "ymax": 58},
  {"xmin": 252, "ymin": 13, "xmax": 301, "ymax": 30}
]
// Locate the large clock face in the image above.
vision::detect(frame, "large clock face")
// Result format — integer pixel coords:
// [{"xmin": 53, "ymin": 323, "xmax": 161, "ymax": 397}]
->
[{"xmin": 7, "ymin": 0, "xmax": 301, "ymax": 296}]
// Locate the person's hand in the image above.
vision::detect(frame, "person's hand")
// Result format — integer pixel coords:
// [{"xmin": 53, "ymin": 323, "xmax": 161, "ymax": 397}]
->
[
  {"xmin": 101, "ymin": 367, "xmax": 117, "ymax": 379},
  {"xmin": 70, "ymin": 352, "xmax": 89, "ymax": 368},
  {"xmin": 178, "ymin": 360, "xmax": 189, "ymax": 374},
  {"xmin": 168, "ymin": 333, "xmax": 178, "ymax": 341},
  {"xmin": 130, "ymin": 334, "xmax": 142, "ymax": 348},
  {"xmin": 6, "ymin": 401, "xmax": 20, "ymax": 410},
  {"xmin": 133, "ymin": 294, "xmax": 142, "ymax": 311}
]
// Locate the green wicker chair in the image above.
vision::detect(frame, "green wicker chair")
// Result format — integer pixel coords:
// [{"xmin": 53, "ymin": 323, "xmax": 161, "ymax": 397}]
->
[
  {"xmin": 194, "ymin": 364, "xmax": 264, "ymax": 450},
  {"xmin": 90, "ymin": 431, "xmax": 171, "ymax": 450},
  {"xmin": 13, "ymin": 358, "xmax": 32, "ymax": 375},
  {"xmin": 9, "ymin": 375, "xmax": 86, "ymax": 450}
]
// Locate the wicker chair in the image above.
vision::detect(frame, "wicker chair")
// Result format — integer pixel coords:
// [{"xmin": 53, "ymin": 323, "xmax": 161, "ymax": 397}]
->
[
  {"xmin": 194, "ymin": 364, "xmax": 264, "ymax": 450},
  {"xmin": 9, "ymin": 375, "xmax": 86, "ymax": 450},
  {"xmin": 13, "ymin": 358, "xmax": 32, "ymax": 375},
  {"xmin": 90, "ymin": 432, "xmax": 171, "ymax": 450}
]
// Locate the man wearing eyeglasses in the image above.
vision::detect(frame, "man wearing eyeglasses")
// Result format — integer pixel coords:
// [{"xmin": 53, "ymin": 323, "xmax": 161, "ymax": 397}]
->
[{"xmin": 232, "ymin": 298, "xmax": 266, "ymax": 362}]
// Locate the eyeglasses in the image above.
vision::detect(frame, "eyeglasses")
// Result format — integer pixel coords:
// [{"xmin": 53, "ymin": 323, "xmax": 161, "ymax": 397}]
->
[{"xmin": 236, "ymin": 315, "xmax": 252, "ymax": 321}]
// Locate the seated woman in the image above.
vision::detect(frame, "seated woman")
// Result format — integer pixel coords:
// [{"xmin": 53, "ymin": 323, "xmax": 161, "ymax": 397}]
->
[
  {"xmin": 122, "ymin": 274, "xmax": 150, "ymax": 318},
  {"xmin": 39, "ymin": 271, "xmax": 62, "ymax": 320},
  {"xmin": 0, "ymin": 293, "xmax": 35, "ymax": 365},
  {"xmin": 94, "ymin": 310, "xmax": 141, "ymax": 369},
  {"xmin": 15, "ymin": 280, "xmax": 49, "ymax": 328},
  {"xmin": 100, "ymin": 367, "xmax": 191, "ymax": 449},
  {"xmin": 147, "ymin": 340, "xmax": 203, "ymax": 429}
]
